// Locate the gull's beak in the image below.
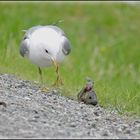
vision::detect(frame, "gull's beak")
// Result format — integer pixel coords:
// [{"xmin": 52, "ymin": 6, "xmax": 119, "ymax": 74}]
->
[
  {"xmin": 49, "ymin": 55, "xmax": 63, "ymax": 86},
  {"xmin": 50, "ymin": 56, "xmax": 58, "ymax": 70}
]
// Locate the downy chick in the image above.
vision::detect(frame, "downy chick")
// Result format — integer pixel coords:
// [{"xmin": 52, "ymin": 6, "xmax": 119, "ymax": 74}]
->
[{"xmin": 77, "ymin": 77, "xmax": 98, "ymax": 106}]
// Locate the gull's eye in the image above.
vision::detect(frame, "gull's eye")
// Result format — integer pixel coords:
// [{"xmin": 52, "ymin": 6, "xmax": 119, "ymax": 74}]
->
[
  {"xmin": 23, "ymin": 36, "xmax": 28, "ymax": 40},
  {"xmin": 45, "ymin": 49, "xmax": 48, "ymax": 53}
]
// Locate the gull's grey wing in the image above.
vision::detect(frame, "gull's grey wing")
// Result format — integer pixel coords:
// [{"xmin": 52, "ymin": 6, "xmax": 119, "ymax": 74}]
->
[
  {"xmin": 61, "ymin": 36, "xmax": 71, "ymax": 55},
  {"xmin": 20, "ymin": 39, "xmax": 29, "ymax": 57},
  {"xmin": 20, "ymin": 25, "xmax": 43, "ymax": 57}
]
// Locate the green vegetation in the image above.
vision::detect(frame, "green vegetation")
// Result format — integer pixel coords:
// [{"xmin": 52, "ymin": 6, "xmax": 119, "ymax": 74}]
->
[{"xmin": 0, "ymin": 2, "xmax": 140, "ymax": 116}]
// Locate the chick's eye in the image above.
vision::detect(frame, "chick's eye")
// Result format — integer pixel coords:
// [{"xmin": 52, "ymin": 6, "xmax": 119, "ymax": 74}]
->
[
  {"xmin": 89, "ymin": 96, "xmax": 92, "ymax": 99},
  {"xmin": 45, "ymin": 49, "xmax": 48, "ymax": 53}
]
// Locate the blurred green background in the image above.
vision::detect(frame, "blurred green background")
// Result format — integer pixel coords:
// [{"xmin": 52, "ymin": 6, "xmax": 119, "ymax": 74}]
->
[{"xmin": 0, "ymin": 2, "xmax": 140, "ymax": 116}]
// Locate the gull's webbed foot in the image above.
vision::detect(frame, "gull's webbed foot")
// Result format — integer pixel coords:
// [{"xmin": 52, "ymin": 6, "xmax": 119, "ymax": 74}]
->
[
  {"xmin": 40, "ymin": 85, "xmax": 50, "ymax": 93},
  {"xmin": 53, "ymin": 77, "xmax": 64, "ymax": 87}
]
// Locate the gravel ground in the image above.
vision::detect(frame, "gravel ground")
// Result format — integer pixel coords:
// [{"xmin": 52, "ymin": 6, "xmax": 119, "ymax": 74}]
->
[{"xmin": 0, "ymin": 74, "xmax": 139, "ymax": 139}]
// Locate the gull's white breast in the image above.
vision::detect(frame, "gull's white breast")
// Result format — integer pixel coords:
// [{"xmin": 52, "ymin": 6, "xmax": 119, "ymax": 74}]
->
[{"xmin": 28, "ymin": 27, "xmax": 65, "ymax": 68}]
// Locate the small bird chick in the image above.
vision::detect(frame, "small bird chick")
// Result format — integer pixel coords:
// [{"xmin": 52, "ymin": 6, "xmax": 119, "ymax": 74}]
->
[{"xmin": 77, "ymin": 77, "xmax": 98, "ymax": 106}]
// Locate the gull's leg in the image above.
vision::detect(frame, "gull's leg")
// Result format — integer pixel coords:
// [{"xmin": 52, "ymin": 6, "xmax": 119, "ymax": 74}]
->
[
  {"xmin": 50, "ymin": 57, "xmax": 63, "ymax": 86},
  {"xmin": 38, "ymin": 67, "xmax": 43, "ymax": 84},
  {"xmin": 38, "ymin": 67, "xmax": 49, "ymax": 92}
]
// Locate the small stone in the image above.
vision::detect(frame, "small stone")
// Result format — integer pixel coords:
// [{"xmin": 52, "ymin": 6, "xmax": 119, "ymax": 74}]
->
[
  {"xmin": 33, "ymin": 110, "xmax": 38, "ymax": 114},
  {"xmin": 0, "ymin": 101, "xmax": 7, "ymax": 107},
  {"xmin": 80, "ymin": 106, "xmax": 84, "ymax": 109},
  {"xmin": 95, "ymin": 118, "xmax": 99, "ymax": 121},
  {"xmin": 87, "ymin": 131, "xmax": 90, "ymax": 135},
  {"xmin": 125, "ymin": 129, "xmax": 131, "ymax": 134},
  {"xmin": 102, "ymin": 131, "xmax": 109, "ymax": 136},
  {"xmin": 34, "ymin": 115, "xmax": 40, "ymax": 119},
  {"xmin": 24, "ymin": 97, "xmax": 31, "ymax": 100},
  {"xmin": 52, "ymin": 90, "xmax": 59, "ymax": 95},
  {"xmin": 69, "ymin": 123, "xmax": 76, "ymax": 127},
  {"xmin": 42, "ymin": 96, "xmax": 47, "ymax": 99},
  {"xmin": 29, "ymin": 119, "xmax": 38, "ymax": 123},
  {"xmin": 14, "ymin": 83, "xmax": 26, "ymax": 88},
  {"xmin": 58, "ymin": 123, "xmax": 62, "ymax": 126},
  {"xmin": 91, "ymin": 123, "xmax": 96, "ymax": 128},
  {"xmin": 53, "ymin": 97, "xmax": 57, "ymax": 100},
  {"xmin": 42, "ymin": 121, "xmax": 47, "ymax": 124},
  {"xmin": 134, "ymin": 120, "xmax": 140, "ymax": 124},
  {"xmin": 85, "ymin": 118, "xmax": 91, "ymax": 121},
  {"xmin": 94, "ymin": 111, "xmax": 99, "ymax": 116}
]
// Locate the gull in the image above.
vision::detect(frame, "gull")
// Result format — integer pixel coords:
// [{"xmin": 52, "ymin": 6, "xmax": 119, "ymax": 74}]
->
[{"xmin": 19, "ymin": 25, "xmax": 71, "ymax": 87}]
